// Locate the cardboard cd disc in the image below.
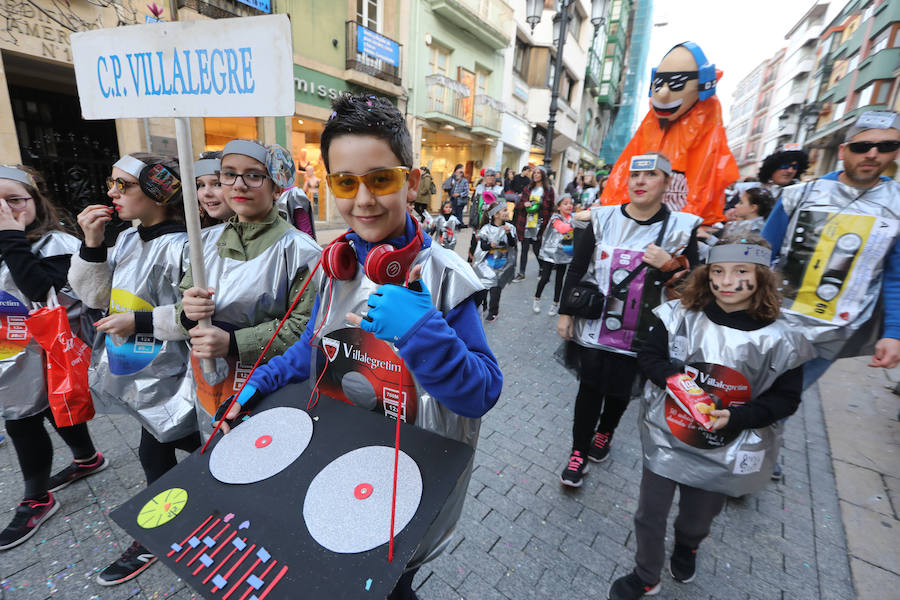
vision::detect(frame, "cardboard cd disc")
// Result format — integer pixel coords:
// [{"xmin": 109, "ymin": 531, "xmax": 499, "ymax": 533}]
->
[
  {"xmin": 303, "ymin": 446, "xmax": 422, "ymax": 553},
  {"xmin": 209, "ymin": 407, "xmax": 313, "ymax": 484}
]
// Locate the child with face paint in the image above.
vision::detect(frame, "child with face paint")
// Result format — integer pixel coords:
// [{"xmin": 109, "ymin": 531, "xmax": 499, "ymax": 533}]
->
[
  {"xmin": 607, "ymin": 234, "xmax": 814, "ymax": 600},
  {"xmin": 195, "ymin": 151, "xmax": 234, "ymax": 228},
  {"xmin": 534, "ymin": 194, "xmax": 575, "ymax": 315},
  {"xmin": 431, "ymin": 199, "xmax": 461, "ymax": 250},
  {"xmin": 0, "ymin": 166, "xmax": 106, "ymax": 551},
  {"xmin": 178, "ymin": 139, "xmax": 320, "ymax": 438},
  {"xmin": 70, "ymin": 153, "xmax": 197, "ymax": 585}
]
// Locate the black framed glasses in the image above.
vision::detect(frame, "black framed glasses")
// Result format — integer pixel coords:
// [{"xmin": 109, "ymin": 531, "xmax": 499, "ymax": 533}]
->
[
  {"xmin": 845, "ymin": 140, "xmax": 900, "ymax": 154},
  {"xmin": 106, "ymin": 177, "xmax": 137, "ymax": 193},
  {"xmin": 2, "ymin": 197, "xmax": 31, "ymax": 208},
  {"xmin": 652, "ymin": 71, "xmax": 699, "ymax": 92},
  {"xmin": 218, "ymin": 171, "xmax": 269, "ymax": 188}
]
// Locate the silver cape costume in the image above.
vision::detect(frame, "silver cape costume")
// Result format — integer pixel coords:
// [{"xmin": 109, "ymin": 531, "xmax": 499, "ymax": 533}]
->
[
  {"xmin": 775, "ymin": 177, "xmax": 900, "ymax": 360},
  {"xmin": 472, "ymin": 223, "xmax": 517, "ymax": 288},
  {"xmin": 88, "ymin": 228, "xmax": 195, "ymax": 442},
  {"xmin": 574, "ymin": 206, "xmax": 701, "ymax": 356},
  {"xmin": 310, "ymin": 241, "xmax": 483, "ymax": 569},
  {"xmin": 0, "ymin": 231, "xmax": 85, "ymax": 420},
  {"xmin": 640, "ymin": 301, "xmax": 814, "ymax": 496}
]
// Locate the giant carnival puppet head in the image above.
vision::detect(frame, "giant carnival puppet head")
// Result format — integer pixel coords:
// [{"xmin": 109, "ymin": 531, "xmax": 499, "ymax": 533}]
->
[{"xmin": 650, "ymin": 42, "xmax": 718, "ymax": 127}]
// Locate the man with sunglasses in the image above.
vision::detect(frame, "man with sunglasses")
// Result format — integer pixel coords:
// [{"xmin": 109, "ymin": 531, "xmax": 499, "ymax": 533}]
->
[{"xmin": 763, "ymin": 111, "xmax": 900, "ymax": 391}]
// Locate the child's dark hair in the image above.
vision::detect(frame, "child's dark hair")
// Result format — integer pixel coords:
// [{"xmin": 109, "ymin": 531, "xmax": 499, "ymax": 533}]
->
[
  {"xmin": 320, "ymin": 94, "xmax": 412, "ymax": 172},
  {"xmin": 679, "ymin": 234, "xmax": 781, "ymax": 322},
  {"xmin": 743, "ymin": 187, "xmax": 773, "ymax": 219},
  {"xmin": 441, "ymin": 199, "xmax": 453, "ymax": 213}
]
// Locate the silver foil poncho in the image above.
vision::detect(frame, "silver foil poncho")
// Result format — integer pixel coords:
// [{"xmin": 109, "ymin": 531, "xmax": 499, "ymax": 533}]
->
[
  {"xmin": 472, "ymin": 223, "xmax": 517, "ymax": 288},
  {"xmin": 538, "ymin": 213, "xmax": 575, "ymax": 265}
]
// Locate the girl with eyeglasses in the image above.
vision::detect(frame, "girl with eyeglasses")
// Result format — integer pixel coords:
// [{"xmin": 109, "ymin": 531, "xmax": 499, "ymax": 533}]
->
[
  {"xmin": 0, "ymin": 165, "xmax": 106, "ymax": 552},
  {"xmin": 178, "ymin": 139, "xmax": 320, "ymax": 438},
  {"xmin": 70, "ymin": 152, "xmax": 198, "ymax": 585}
]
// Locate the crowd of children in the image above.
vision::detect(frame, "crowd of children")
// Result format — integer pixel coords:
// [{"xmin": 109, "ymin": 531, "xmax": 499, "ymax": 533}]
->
[{"xmin": 0, "ymin": 98, "xmax": 897, "ymax": 600}]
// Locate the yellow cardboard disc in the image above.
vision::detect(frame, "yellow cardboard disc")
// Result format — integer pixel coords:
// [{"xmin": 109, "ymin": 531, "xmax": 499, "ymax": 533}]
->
[{"xmin": 137, "ymin": 488, "xmax": 188, "ymax": 529}]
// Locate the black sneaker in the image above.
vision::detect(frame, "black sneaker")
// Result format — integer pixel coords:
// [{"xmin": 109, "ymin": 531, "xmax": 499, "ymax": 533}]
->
[
  {"xmin": 0, "ymin": 494, "xmax": 60, "ymax": 550},
  {"xmin": 588, "ymin": 430, "xmax": 613, "ymax": 463},
  {"xmin": 48, "ymin": 452, "xmax": 109, "ymax": 492},
  {"xmin": 771, "ymin": 462, "xmax": 783, "ymax": 481},
  {"xmin": 560, "ymin": 450, "xmax": 589, "ymax": 487},
  {"xmin": 486, "ymin": 313, "xmax": 498, "ymax": 322},
  {"xmin": 669, "ymin": 543, "xmax": 697, "ymax": 583},
  {"xmin": 96, "ymin": 540, "xmax": 157, "ymax": 586},
  {"xmin": 608, "ymin": 570, "xmax": 660, "ymax": 599}
]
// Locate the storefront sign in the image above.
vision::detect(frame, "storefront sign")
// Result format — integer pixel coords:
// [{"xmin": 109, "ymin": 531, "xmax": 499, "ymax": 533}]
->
[
  {"xmin": 357, "ymin": 25, "xmax": 399, "ymax": 68},
  {"xmin": 293, "ymin": 65, "xmax": 384, "ymax": 110},
  {"xmin": 235, "ymin": 0, "xmax": 271, "ymax": 13},
  {"xmin": 71, "ymin": 14, "xmax": 293, "ymax": 118}
]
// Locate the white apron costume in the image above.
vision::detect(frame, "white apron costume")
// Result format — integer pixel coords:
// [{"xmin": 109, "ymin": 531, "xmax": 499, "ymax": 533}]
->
[
  {"xmin": 775, "ymin": 177, "xmax": 900, "ymax": 360},
  {"xmin": 472, "ymin": 223, "xmax": 517, "ymax": 288},
  {"xmin": 311, "ymin": 242, "xmax": 483, "ymax": 568},
  {"xmin": 641, "ymin": 301, "xmax": 814, "ymax": 496},
  {"xmin": 88, "ymin": 228, "xmax": 195, "ymax": 442},
  {"xmin": 0, "ymin": 231, "xmax": 84, "ymax": 420},
  {"xmin": 190, "ymin": 224, "xmax": 321, "ymax": 434},
  {"xmin": 539, "ymin": 214, "xmax": 575, "ymax": 264},
  {"xmin": 574, "ymin": 206, "xmax": 701, "ymax": 356}
]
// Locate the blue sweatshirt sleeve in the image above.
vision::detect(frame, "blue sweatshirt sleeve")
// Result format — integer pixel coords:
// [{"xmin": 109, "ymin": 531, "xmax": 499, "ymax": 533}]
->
[
  {"xmin": 395, "ymin": 297, "xmax": 502, "ymax": 418},
  {"xmin": 882, "ymin": 238, "xmax": 900, "ymax": 340},
  {"xmin": 762, "ymin": 198, "xmax": 789, "ymax": 262},
  {"xmin": 248, "ymin": 295, "xmax": 319, "ymax": 395}
]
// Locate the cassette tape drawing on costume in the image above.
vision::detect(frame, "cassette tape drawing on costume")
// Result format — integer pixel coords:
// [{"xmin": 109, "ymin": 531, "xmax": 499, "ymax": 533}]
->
[{"xmin": 111, "ymin": 385, "xmax": 474, "ymax": 599}]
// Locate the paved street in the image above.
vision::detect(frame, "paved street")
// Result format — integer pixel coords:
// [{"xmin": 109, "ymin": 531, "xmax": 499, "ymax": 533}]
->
[{"xmin": 0, "ymin": 227, "xmax": 871, "ymax": 600}]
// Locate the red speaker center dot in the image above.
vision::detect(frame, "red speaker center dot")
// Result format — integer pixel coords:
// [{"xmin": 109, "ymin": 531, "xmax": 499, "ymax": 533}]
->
[
  {"xmin": 255, "ymin": 435, "xmax": 273, "ymax": 448},
  {"xmin": 163, "ymin": 503, "xmax": 171, "ymax": 512},
  {"xmin": 353, "ymin": 483, "xmax": 373, "ymax": 500}
]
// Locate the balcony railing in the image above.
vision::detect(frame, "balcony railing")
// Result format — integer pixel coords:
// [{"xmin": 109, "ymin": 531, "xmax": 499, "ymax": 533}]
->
[
  {"xmin": 345, "ymin": 21, "xmax": 402, "ymax": 86},
  {"xmin": 472, "ymin": 94, "xmax": 504, "ymax": 134},
  {"xmin": 424, "ymin": 74, "xmax": 468, "ymax": 124}
]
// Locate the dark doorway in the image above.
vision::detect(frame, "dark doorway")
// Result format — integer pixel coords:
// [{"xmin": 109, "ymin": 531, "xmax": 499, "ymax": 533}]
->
[{"xmin": 9, "ymin": 84, "xmax": 129, "ymax": 244}]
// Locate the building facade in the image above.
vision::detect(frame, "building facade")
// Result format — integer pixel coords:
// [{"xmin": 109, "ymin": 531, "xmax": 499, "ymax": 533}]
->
[{"xmin": 726, "ymin": 60, "xmax": 766, "ymax": 177}]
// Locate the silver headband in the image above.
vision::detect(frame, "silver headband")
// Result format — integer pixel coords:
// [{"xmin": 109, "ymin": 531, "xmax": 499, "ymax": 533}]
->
[
  {"xmin": 707, "ymin": 244, "xmax": 772, "ymax": 266},
  {"xmin": 0, "ymin": 165, "xmax": 36, "ymax": 188},
  {"xmin": 113, "ymin": 155, "xmax": 149, "ymax": 179},
  {"xmin": 194, "ymin": 158, "xmax": 221, "ymax": 178},
  {"xmin": 222, "ymin": 139, "xmax": 267, "ymax": 164},
  {"xmin": 629, "ymin": 154, "xmax": 672, "ymax": 176},
  {"xmin": 487, "ymin": 202, "xmax": 505, "ymax": 218}
]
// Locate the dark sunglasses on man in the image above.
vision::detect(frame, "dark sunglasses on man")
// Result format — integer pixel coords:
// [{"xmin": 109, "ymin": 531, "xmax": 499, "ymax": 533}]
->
[
  {"xmin": 778, "ymin": 162, "xmax": 800, "ymax": 171},
  {"xmin": 845, "ymin": 140, "xmax": 900, "ymax": 154}
]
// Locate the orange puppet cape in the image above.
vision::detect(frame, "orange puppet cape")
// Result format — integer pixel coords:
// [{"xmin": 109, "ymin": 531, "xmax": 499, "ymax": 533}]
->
[{"xmin": 600, "ymin": 96, "xmax": 738, "ymax": 225}]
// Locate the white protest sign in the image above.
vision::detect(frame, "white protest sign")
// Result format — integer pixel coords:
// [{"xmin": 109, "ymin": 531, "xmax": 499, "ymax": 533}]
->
[{"xmin": 71, "ymin": 13, "xmax": 293, "ymax": 119}]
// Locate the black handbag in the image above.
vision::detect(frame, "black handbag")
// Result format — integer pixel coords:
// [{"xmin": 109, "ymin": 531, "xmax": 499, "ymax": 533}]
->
[{"xmin": 561, "ymin": 211, "xmax": 670, "ymax": 319}]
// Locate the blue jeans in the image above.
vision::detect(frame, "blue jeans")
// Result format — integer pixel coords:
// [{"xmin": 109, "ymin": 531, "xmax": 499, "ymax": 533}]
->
[{"xmin": 802, "ymin": 356, "xmax": 834, "ymax": 391}]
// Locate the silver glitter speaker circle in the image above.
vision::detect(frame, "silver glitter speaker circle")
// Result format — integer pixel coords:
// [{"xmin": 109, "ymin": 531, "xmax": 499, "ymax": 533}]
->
[
  {"xmin": 208, "ymin": 407, "xmax": 313, "ymax": 484},
  {"xmin": 302, "ymin": 446, "xmax": 422, "ymax": 553}
]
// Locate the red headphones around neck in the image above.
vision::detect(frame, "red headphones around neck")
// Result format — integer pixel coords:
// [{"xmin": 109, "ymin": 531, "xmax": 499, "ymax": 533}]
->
[{"xmin": 321, "ymin": 220, "xmax": 424, "ymax": 285}]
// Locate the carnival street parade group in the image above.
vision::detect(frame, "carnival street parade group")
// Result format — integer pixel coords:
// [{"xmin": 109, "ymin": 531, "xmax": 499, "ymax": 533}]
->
[{"xmin": 1, "ymin": 41, "xmax": 899, "ymax": 600}]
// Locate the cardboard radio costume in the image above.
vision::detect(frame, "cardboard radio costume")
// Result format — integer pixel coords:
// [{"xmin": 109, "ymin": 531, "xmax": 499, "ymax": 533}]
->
[
  {"xmin": 600, "ymin": 42, "xmax": 738, "ymax": 225},
  {"xmin": 472, "ymin": 219, "xmax": 517, "ymax": 288},
  {"xmin": 573, "ymin": 205, "xmax": 700, "ymax": 356},
  {"xmin": 312, "ymin": 233, "xmax": 483, "ymax": 568},
  {"xmin": 774, "ymin": 175, "xmax": 900, "ymax": 360},
  {"xmin": 641, "ymin": 300, "xmax": 814, "ymax": 496},
  {"xmin": 539, "ymin": 213, "xmax": 575, "ymax": 265},
  {"xmin": 0, "ymin": 229, "xmax": 86, "ymax": 420}
]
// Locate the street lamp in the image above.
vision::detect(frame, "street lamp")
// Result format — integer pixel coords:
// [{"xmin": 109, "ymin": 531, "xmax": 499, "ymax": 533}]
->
[{"xmin": 526, "ymin": 0, "xmax": 607, "ymax": 171}]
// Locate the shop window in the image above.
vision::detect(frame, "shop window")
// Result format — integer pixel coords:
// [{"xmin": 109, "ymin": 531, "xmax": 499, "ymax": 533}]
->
[
  {"xmin": 204, "ymin": 117, "xmax": 258, "ymax": 151},
  {"xmin": 292, "ymin": 118, "xmax": 327, "ymax": 221}
]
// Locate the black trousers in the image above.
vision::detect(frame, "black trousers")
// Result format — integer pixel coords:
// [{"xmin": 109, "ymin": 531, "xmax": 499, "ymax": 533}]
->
[
  {"xmin": 570, "ymin": 347, "xmax": 639, "ymax": 455},
  {"xmin": 138, "ymin": 427, "xmax": 202, "ymax": 485},
  {"xmin": 535, "ymin": 260, "xmax": 567, "ymax": 302},
  {"xmin": 518, "ymin": 238, "xmax": 541, "ymax": 274},
  {"xmin": 474, "ymin": 287, "xmax": 502, "ymax": 317},
  {"xmin": 6, "ymin": 408, "xmax": 97, "ymax": 500},
  {"xmin": 633, "ymin": 468, "xmax": 726, "ymax": 583}
]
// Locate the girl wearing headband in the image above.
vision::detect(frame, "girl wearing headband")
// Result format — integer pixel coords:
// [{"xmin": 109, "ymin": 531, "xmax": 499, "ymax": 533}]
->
[
  {"xmin": 179, "ymin": 139, "xmax": 320, "ymax": 438},
  {"xmin": 533, "ymin": 193, "xmax": 575, "ymax": 316},
  {"xmin": 0, "ymin": 165, "xmax": 106, "ymax": 551},
  {"xmin": 472, "ymin": 193, "xmax": 516, "ymax": 322},
  {"xmin": 195, "ymin": 151, "xmax": 233, "ymax": 228},
  {"xmin": 70, "ymin": 152, "xmax": 197, "ymax": 586},
  {"xmin": 608, "ymin": 234, "xmax": 814, "ymax": 599}
]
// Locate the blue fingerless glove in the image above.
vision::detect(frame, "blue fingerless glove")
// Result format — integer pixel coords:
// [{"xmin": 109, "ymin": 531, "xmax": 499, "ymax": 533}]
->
[
  {"xmin": 211, "ymin": 383, "xmax": 260, "ymax": 426},
  {"xmin": 361, "ymin": 281, "xmax": 436, "ymax": 343}
]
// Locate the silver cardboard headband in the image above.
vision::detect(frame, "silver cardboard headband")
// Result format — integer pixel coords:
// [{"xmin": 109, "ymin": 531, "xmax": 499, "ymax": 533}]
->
[
  {"xmin": 113, "ymin": 155, "xmax": 149, "ymax": 179},
  {"xmin": 0, "ymin": 165, "xmax": 36, "ymax": 188},
  {"xmin": 487, "ymin": 202, "xmax": 505, "ymax": 218},
  {"xmin": 707, "ymin": 244, "xmax": 771, "ymax": 266},
  {"xmin": 194, "ymin": 158, "xmax": 221, "ymax": 178},
  {"xmin": 222, "ymin": 139, "xmax": 267, "ymax": 164}
]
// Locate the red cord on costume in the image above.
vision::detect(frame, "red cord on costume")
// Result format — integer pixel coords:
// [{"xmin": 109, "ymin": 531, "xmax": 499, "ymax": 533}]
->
[
  {"xmin": 388, "ymin": 390, "xmax": 402, "ymax": 562},
  {"xmin": 201, "ymin": 258, "xmax": 322, "ymax": 453}
]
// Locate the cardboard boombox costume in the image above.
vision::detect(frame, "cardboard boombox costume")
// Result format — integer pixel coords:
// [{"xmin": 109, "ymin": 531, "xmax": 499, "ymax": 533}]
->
[
  {"xmin": 600, "ymin": 41, "xmax": 739, "ymax": 226},
  {"xmin": 111, "ymin": 385, "xmax": 474, "ymax": 600}
]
